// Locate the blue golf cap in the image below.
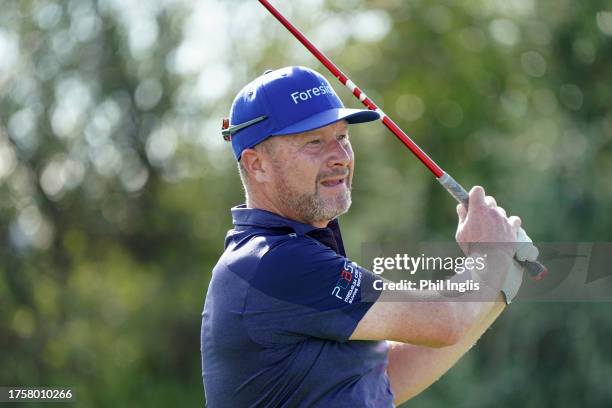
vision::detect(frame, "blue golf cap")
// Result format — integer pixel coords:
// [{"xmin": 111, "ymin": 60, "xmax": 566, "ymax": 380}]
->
[{"xmin": 223, "ymin": 66, "xmax": 380, "ymax": 160}]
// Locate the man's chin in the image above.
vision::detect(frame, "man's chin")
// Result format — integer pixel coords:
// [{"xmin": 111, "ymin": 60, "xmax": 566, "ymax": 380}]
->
[
  {"xmin": 322, "ymin": 196, "xmax": 352, "ymax": 220},
  {"xmin": 279, "ymin": 187, "xmax": 351, "ymax": 225}
]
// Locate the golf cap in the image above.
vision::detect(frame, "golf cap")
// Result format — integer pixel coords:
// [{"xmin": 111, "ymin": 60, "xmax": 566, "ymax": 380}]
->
[{"xmin": 222, "ymin": 66, "xmax": 380, "ymax": 160}]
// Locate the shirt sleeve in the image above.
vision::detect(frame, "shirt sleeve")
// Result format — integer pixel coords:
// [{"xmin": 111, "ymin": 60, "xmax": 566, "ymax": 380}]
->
[{"xmin": 243, "ymin": 237, "xmax": 382, "ymax": 346}]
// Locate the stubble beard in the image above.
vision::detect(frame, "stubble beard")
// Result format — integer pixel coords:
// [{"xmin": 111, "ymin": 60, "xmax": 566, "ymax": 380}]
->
[{"xmin": 275, "ymin": 172, "xmax": 352, "ymax": 225}]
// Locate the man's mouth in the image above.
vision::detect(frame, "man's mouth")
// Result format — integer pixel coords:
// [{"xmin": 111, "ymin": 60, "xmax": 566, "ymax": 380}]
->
[{"xmin": 320, "ymin": 177, "xmax": 346, "ymax": 188}]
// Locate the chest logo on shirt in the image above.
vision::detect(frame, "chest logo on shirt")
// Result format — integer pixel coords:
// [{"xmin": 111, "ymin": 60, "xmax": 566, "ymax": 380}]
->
[{"xmin": 331, "ymin": 261, "xmax": 362, "ymax": 304}]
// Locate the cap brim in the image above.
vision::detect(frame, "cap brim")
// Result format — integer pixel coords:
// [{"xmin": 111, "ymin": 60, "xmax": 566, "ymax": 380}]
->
[{"xmin": 271, "ymin": 108, "xmax": 380, "ymax": 136}]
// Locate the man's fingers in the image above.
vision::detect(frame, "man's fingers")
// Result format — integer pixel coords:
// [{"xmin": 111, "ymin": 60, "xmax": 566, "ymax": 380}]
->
[
  {"xmin": 508, "ymin": 215, "xmax": 522, "ymax": 237},
  {"xmin": 456, "ymin": 203, "xmax": 467, "ymax": 223},
  {"xmin": 484, "ymin": 195, "xmax": 509, "ymax": 219},
  {"xmin": 508, "ymin": 215, "xmax": 522, "ymax": 229},
  {"xmin": 467, "ymin": 186, "xmax": 487, "ymax": 216}
]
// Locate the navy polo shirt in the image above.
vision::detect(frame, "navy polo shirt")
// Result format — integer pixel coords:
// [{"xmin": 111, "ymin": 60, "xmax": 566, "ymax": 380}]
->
[{"xmin": 201, "ymin": 206, "xmax": 394, "ymax": 407}]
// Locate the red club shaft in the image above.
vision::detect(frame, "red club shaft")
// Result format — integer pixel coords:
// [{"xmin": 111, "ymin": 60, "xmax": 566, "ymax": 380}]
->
[{"xmin": 258, "ymin": 0, "xmax": 444, "ymax": 178}]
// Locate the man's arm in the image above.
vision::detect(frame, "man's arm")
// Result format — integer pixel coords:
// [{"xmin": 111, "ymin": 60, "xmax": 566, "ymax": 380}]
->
[
  {"xmin": 353, "ymin": 251, "xmax": 517, "ymax": 403},
  {"xmin": 348, "ymin": 254, "xmax": 510, "ymax": 347},
  {"xmin": 350, "ymin": 186, "xmax": 526, "ymax": 403},
  {"xmin": 386, "ymin": 293, "xmax": 506, "ymax": 405},
  {"xmin": 386, "ymin": 249, "xmax": 528, "ymax": 405}
]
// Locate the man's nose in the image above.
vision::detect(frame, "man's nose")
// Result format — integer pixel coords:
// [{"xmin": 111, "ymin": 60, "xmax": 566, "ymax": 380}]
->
[{"xmin": 326, "ymin": 139, "xmax": 352, "ymax": 167}]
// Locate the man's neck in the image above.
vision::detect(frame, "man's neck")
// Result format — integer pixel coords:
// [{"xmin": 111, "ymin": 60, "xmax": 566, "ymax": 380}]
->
[{"xmin": 246, "ymin": 193, "xmax": 329, "ymax": 229}]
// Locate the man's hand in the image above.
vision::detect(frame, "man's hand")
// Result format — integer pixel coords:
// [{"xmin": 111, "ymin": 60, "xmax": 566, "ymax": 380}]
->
[
  {"xmin": 455, "ymin": 185, "xmax": 542, "ymax": 303},
  {"xmin": 455, "ymin": 186, "xmax": 521, "ymax": 258}
]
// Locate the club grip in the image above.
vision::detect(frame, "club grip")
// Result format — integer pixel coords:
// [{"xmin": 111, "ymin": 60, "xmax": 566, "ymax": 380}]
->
[{"xmin": 437, "ymin": 172, "xmax": 547, "ymax": 281}]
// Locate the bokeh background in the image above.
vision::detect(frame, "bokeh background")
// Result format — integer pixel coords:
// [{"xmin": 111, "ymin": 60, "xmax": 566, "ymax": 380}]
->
[{"xmin": 1, "ymin": 0, "xmax": 611, "ymax": 406}]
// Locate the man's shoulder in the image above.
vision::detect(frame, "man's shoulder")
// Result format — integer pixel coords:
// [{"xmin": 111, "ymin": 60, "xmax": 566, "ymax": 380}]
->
[
  {"xmin": 224, "ymin": 228, "xmax": 301, "ymax": 260},
  {"xmin": 220, "ymin": 229, "xmax": 341, "ymax": 280}
]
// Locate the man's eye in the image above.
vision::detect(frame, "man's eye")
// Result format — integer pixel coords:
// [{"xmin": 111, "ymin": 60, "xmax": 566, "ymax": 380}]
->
[
  {"xmin": 307, "ymin": 139, "xmax": 321, "ymax": 145},
  {"xmin": 337, "ymin": 134, "xmax": 349, "ymax": 141}
]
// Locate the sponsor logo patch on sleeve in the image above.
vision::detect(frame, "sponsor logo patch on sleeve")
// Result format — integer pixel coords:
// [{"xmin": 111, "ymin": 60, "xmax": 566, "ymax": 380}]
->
[{"xmin": 331, "ymin": 261, "xmax": 362, "ymax": 304}]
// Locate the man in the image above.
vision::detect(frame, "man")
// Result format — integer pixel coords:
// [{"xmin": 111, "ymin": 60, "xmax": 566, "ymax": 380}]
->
[{"xmin": 201, "ymin": 66, "xmax": 537, "ymax": 407}]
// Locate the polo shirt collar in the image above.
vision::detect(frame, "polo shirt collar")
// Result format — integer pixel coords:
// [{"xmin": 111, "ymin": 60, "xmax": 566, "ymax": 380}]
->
[
  {"xmin": 231, "ymin": 204, "xmax": 340, "ymax": 235},
  {"xmin": 231, "ymin": 205, "xmax": 347, "ymax": 256}
]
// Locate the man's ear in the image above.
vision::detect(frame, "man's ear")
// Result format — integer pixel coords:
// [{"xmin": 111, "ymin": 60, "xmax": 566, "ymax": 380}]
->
[{"xmin": 240, "ymin": 148, "xmax": 272, "ymax": 183}]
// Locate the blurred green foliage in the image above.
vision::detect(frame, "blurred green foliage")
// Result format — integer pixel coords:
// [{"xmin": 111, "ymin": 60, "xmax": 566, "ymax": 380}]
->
[{"xmin": 1, "ymin": 0, "xmax": 611, "ymax": 406}]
